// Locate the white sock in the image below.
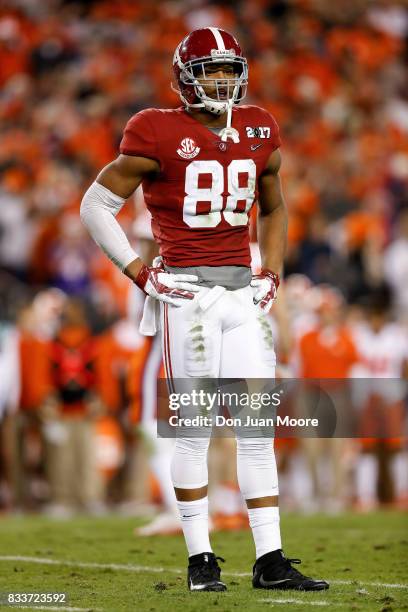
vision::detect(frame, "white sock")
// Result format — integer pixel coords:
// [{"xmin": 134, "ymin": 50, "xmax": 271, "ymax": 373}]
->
[
  {"xmin": 177, "ymin": 497, "xmax": 212, "ymax": 556},
  {"xmin": 247, "ymin": 506, "xmax": 281, "ymax": 559}
]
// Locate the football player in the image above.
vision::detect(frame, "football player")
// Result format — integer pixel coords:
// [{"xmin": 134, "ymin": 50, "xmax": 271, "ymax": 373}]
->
[{"xmin": 81, "ymin": 27, "xmax": 328, "ymax": 592}]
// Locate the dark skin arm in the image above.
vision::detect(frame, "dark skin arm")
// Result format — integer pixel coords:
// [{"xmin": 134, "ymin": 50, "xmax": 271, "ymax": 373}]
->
[
  {"xmin": 257, "ymin": 149, "xmax": 288, "ymax": 275},
  {"xmin": 96, "ymin": 154, "xmax": 160, "ymax": 281}
]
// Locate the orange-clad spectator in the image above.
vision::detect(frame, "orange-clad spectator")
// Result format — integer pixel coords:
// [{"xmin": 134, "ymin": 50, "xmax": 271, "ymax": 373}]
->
[
  {"xmin": 287, "ymin": 215, "xmax": 307, "ymax": 246},
  {"xmin": 288, "ymin": 181, "xmax": 319, "ymax": 220},
  {"xmin": 297, "ymin": 287, "xmax": 358, "ymax": 379},
  {"xmin": 0, "ymin": 129, "xmax": 44, "ymax": 171},
  {"xmin": 63, "ymin": 115, "xmax": 116, "ymax": 170},
  {"xmin": 4, "ymin": 289, "xmax": 66, "ymax": 510},
  {"xmin": 40, "ymin": 298, "xmax": 105, "ymax": 516},
  {"xmin": 91, "ymin": 0, "xmax": 144, "ymax": 21},
  {"xmin": 295, "ymin": 286, "xmax": 358, "ymax": 512},
  {"xmin": 275, "ymin": 52, "xmax": 338, "ymax": 103},
  {"xmin": 15, "ymin": 325, "xmax": 49, "ymax": 498},
  {"xmin": 299, "ymin": 327, "xmax": 358, "ymax": 378},
  {"xmin": 7, "ymin": 291, "xmax": 65, "ymax": 508},
  {"xmin": 0, "ymin": 16, "xmax": 31, "ymax": 86},
  {"xmin": 127, "ymin": 336, "xmax": 154, "ymax": 426},
  {"xmin": 94, "ymin": 415, "xmax": 125, "ymax": 485},
  {"xmin": 18, "ymin": 323, "xmax": 51, "ymax": 413},
  {"xmin": 97, "ymin": 318, "xmax": 149, "ymax": 414},
  {"xmin": 343, "ymin": 210, "xmax": 385, "ymax": 252},
  {"xmin": 327, "ymin": 27, "xmax": 401, "ymax": 71}
]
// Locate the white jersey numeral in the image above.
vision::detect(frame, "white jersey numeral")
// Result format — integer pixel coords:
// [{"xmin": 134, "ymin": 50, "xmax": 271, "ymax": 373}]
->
[
  {"xmin": 183, "ymin": 160, "xmax": 223, "ymax": 228},
  {"xmin": 183, "ymin": 159, "xmax": 256, "ymax": 228},
  {"xmin": 224, "ymin": 159, "xmax": 256, "ymax": 226}
]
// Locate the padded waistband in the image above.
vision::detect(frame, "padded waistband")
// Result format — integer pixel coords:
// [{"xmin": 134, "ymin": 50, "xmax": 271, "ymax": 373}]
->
[{"xmin": 164, "ymin": 265, "xmax": 251, "ymax": 290}]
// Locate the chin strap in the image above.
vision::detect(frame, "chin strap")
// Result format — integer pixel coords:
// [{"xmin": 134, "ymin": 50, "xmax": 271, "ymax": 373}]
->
[
  {"xmin": 173, "ymin": 81, "xmax": 241, "ymax": 142},
  {"xmin": 219, "ymin": 98, "xmax": 240, "ymax": 143}
]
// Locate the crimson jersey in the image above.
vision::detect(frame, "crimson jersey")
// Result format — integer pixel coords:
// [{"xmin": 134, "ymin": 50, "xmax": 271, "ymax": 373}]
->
[{"xmin": 120, "ymin": 105, "xmax": 281, "ymax": 267}]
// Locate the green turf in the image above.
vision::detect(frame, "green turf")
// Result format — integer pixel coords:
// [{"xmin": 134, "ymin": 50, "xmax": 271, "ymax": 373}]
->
[{"xmin": 0, "ymin": 512, "xmax": 407, "ymax": 611}]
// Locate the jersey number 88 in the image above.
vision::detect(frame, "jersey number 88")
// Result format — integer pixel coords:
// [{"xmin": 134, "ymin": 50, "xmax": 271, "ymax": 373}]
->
[{"xmin": 183, "ymin": 159, "xmax": 256, "ymax": 228}]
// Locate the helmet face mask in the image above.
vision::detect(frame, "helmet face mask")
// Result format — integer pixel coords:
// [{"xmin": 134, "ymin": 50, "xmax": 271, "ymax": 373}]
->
[{"xmin": 173, "ymin": 28, "xmax": 248, "ymax": 115}]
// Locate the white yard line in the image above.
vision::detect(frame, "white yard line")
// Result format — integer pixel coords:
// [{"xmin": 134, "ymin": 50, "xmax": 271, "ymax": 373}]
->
[
  {"xmin": 258, "ymin": 599, "xmax": 332, "ymax": 606},
  {"xmin": 331, "ymin": 578, "xmax": 408, "ymax": 589},
  {"xmin": 0, "ymin": 555, "xmax": 169, "ymax": 574},
  {"xmin": 0, "ymin": 555, "xmax": 407, "ymax": 591}
]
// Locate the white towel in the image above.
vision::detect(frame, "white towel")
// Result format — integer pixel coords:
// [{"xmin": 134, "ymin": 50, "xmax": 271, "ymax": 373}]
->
[
  {"xmin": 139, "ymin": 255, "xmax": 163, "ymax": 336},
  {"xmin": 139, "ymin": 295, "xmax": 160, "ymax": 336}
]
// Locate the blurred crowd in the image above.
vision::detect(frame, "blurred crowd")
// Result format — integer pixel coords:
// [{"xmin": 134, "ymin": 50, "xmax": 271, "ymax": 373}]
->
[{"xmin": 0, "ymin": 0, "xmax": 407, "ymax": 526}]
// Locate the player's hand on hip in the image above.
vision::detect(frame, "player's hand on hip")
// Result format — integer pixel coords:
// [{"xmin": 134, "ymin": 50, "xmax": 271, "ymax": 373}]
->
[
  {"xmin": 135, "ymin": 262, "xmax": 201, "ymax": 306},
  {"xmin": 250, "ymin": 269, "xmax": 280, "ymax": 314}
]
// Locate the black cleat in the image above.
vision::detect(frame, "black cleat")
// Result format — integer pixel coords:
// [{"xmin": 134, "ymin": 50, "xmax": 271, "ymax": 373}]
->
[
  {"xmin": 188, "ymin": 552, "xmax": 227, "ymax": 592},
  {"xmin": 253, "ymin": 549, "xmax": 329, "ymax": 591}
]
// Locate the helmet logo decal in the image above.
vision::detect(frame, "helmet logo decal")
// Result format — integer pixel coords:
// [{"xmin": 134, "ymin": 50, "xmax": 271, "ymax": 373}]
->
[
  {"xmin": 177, "ymin": 137, "xmax": 201, "ymax": 159},
  {"xmin": 210, "ymin": 48, "xmax": 236, "ymax": 57}
]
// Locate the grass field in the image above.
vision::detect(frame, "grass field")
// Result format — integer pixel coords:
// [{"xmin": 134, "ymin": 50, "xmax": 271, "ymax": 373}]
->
[{"xmin": 0, "ymin": 512, "xmax": 407, "ymax": 612}]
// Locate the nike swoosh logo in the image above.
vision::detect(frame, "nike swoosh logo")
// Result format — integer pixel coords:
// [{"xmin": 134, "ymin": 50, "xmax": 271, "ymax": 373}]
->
[
  {"xmin": 251, "ymin": 144, "xmax": 262, "ymax": 151},
  {"xmin": 259, "ymin": 576, "xmax": 292, "ymax": 587},
  {"xmin": 189, "ymin": 579, "xmax": 223, "ymax": 591},
  {"xmin": 189, "ymin": 579, "xmax": 207, "ymax": 591},
  {"xmin": 182, "ymin": 514, "xmax": 200, "ymax": 518}
]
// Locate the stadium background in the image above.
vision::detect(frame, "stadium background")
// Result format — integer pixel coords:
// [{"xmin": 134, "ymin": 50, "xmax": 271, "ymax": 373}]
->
[{"xmin": 0, "ymin": 0, "xmax": 407, "ymax": 527}]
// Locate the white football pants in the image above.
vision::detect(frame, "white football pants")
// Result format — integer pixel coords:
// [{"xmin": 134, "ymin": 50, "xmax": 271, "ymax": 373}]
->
[{"xmin": 159, "ymin": 285, "xmax": 279, "ymax": 500}]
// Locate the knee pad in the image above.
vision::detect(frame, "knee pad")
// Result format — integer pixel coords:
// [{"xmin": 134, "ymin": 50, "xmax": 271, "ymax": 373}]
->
[
  {"xmin": 171, "ymin": 437, "xmax": 211, "ymax": 489},
  {"xmin": 236, "ymin": 436, "xmax": 279, "ymax": 499}
]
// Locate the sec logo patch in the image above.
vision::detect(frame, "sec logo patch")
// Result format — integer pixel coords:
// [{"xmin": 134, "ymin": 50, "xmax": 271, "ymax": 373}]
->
[{"xmin": 177, "ymin": 137, "xmax": 200, "ymax": 159}]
